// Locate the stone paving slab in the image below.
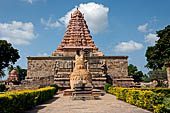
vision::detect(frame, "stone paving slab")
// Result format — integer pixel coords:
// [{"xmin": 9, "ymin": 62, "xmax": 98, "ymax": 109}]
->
[{"xmin": 24, "ymin": 93, "xmax": 152, "ymax": 113}]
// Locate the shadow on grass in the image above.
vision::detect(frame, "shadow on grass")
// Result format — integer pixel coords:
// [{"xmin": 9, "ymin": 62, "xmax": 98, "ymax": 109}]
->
[{"xmin": 23, "ymin": 94, "xmax": 60, "ymax": 113}]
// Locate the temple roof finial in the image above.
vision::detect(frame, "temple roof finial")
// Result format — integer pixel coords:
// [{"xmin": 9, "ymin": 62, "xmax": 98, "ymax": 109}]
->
[{"xmin": 75, "ymin": 6, "xmax": 78, "ymax": 10}]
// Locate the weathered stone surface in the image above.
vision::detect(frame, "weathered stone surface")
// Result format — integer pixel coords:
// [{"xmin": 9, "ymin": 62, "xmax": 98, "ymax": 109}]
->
[
  {"xmin": 27, "ymin": 56, "xmax": 132, "ymax": 88},
  {"xmin": 27, "ymin": 57, "xmax": 56, "ymax": 77},
  {"xmin": 70, "ymin": 53, "xmax": 92, "ymax": 89},
  {"xmin": 8, "ymin": 70, "xmax": 20, "ymax": 83},
  {"xmin": 7, "ymin": 75, "xmax": 54, "ymax": 91}
]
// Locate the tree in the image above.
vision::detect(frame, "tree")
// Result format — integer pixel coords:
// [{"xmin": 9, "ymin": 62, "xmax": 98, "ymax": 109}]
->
[
  {"xmin": 142, "ymin": 74, "xmax": 150, "ymax": 83},
  {"xmin": 8, "ymin": 65, "xmax": 27, "ymax": 81},
  {"xmin": 147, "ymin": 67, "xmax": 167, "ymax": 82},
  {"xmin": 145, "ymin": 25, "xmax": 170, "ymax": 70},
  {"xmin": 0, "ymin": 69, "xmax": 5, "ymax": 78},
  {"xmin": 128, "ymin": 64, "xmax": 137, "ymax": 76},
  {"xmin": 128, "ymin": 64, "xmax": 144, "ymax": 82},
  {"xmin": 0, "ymin": 40, "xmax": 20, "ymax": 78}
]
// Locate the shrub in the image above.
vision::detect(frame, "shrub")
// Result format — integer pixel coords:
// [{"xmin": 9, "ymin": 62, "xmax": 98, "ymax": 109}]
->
[
  {"xmin": 162, "ymin": 97, "xmax": 170, "ymax": 112},
  {"xmin": 50, "ymin": 84, "xmax": 58, "ymax": 93},
  {"xmin": 0, "ymin": 83, "xmax": 8, "ymax": 92},
  {"xmin": 104, "ymin": 83, "xmax": 112, "ymax": 92},
  {"xmin": 108, "ymin": 87, "xmax": 117, "ymax": 95},
  {"xmin": 0, "ymin": 83, "xmax": 5, "ymax": 92},
  {"xmin": 0, "ymin": 87, "xmax": 56, "ymax": 113},
  {"xmin": 107, "ymin": 87, "xmax": 168, "ymax": 112}
]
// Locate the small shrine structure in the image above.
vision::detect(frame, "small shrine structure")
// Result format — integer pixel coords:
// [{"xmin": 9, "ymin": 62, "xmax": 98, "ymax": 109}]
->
[{"xmin": 7, "ymin": 70, "xmax": 20, "ymax": 84}]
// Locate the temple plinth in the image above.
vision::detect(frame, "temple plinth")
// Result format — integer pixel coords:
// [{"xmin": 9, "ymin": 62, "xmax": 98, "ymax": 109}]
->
[{"xmin": 52, "ymin": 9, "xmax": 104, "ymax": 57}]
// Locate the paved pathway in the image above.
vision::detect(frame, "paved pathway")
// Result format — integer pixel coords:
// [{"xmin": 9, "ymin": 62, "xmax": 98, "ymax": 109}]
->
[{"xmin": 24, "ymin": 93, "xmax": 152, "ymax": 113}]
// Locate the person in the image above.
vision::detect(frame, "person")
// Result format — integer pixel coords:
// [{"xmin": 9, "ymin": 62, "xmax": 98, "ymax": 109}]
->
[{"xmin": 163, "ymin": 80, "xmax": 169, "ymax": 87}]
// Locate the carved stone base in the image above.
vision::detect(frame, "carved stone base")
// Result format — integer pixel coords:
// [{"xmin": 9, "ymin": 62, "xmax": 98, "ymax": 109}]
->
[{"xmin": 113, "ymin": 76, "xmax": 134, "ymax": 87}]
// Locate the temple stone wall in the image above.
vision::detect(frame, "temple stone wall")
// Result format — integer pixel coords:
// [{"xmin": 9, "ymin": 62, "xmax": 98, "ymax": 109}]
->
[
  {"xmin": 27, "ymin": 57, "xmax": 56, "ymax": 77},
  {"xmin": 86, "ymin": 56, "xmax": 128, "ymax": 78},
  {"xmin": 63, "ymin": 49, "xmax": 76, "ymax": 56},
  {"xmin": 62, "ymin": 48, "xmax": 92, "ymax": 56},
  {"xmin": 27, "ymin": 56, "xmax": 132, "ymax": 88}
]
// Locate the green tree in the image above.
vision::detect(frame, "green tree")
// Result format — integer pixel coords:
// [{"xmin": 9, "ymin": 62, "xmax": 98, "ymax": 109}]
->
[
  {"xmin": 145, "ymin": 25, "xmax": 170, "ymax": 70},
  {"xmin": 147, "ymin": 67, "xmax": 167, "ymax": 82},
  {"xmin": 128, "ymin": 64, "xmax": 137, "ymax": 76},
  {"xmin": 0, "ymin": 40, "xmax": 20, "ymax": 78},
  {"xmin": 8, "ymin": 65, "xmax": 27, "ymax": 81},
  {"xmin": 142, "ymin": 74, "xmax": 150, "ymax": 83},
  {"xmin": 0, "ymin": 69, "xmax": 5, "ymax": 78},
  {"xmin": 128, "ymin": 64, "xmax": 144, "ymax": 82}
]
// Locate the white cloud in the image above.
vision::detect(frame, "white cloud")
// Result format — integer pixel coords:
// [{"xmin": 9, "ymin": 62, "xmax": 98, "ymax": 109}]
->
[
  {"xmin": 0, "ymin": 37, "xmax": 30, "ymax": 45},
  {"xmin": 59, "ymin": 2, "xmax": 109, "ymax": 34},
  {"xmin": 0, "ymin": 21, "xmax": 37, "ymax": 45},
  {"xmin": 23, "ymin": 0, "xmax": 40, "ymax": 4},
  {"xmin": 40, "ymin": 17, "xmax": 61, "ymax": 29},
  {"xmin": 27, "ymin": 0, "xmax": 33, "ymax": 4},
  {"xmin": 22, "ymin": 0, "xmax": 33, "ymax": 4},
  {"xmin": 38, "ymin": 52, "xmax": 48, "ymax": 56},
  {"xmin": 114, "ymin": 40, "xmax": 143, "ymax": 53},
  {"xmin": 22, "ymin": 0, "xmax": 47, "ymax": 4},
  {"xmin": 137, "ymin": 23, "xmax": 152, "ymax": 32},
  {"xmin": 144, "ymin": 33, "xmax": 159, "ymax": 44}
]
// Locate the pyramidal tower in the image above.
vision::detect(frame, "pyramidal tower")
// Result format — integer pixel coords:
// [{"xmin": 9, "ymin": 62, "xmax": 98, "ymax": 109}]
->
[{"xmin": 52, "ymin": 9, "xmax": 103, "ymax": 56}]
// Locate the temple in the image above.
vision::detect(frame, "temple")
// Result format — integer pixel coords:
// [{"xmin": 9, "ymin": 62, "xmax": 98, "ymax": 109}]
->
[
  {"xmin": 26, "ymin": 9, "xmax": 133, "ymax": 89},
  {"xmin": 52, "ymin": 9, "xmax": 103, "ymax": 57}
]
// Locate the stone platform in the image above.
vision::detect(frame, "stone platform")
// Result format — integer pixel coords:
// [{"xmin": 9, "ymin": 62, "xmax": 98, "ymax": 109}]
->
[
  {"xmin": 55, "ymin": 77, "xmax": 106, "ymax": 90},
  {"xmin": 63, "ymin": 89, "xmax": 105, "ymax": 96},
  {"xmin": 24, "ymin": 93, "xmax": 152, "ymax": 113}
]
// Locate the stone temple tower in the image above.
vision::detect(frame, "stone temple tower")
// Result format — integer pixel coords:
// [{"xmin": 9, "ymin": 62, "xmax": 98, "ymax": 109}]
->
[{"xmin": 52, "ymin": 9, "xmax": 104, "ymax": 57}]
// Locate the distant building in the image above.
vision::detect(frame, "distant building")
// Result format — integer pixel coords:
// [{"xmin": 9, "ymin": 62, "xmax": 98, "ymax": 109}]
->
[{"xmin": 8, "ymin": 70, "xmax": 20, "ymax": 84}]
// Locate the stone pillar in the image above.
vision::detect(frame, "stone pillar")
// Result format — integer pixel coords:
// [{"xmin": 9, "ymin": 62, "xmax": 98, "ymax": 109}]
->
[{"xmin": 165, "ymin": 62, "xmax": 170, "ymax": 87}]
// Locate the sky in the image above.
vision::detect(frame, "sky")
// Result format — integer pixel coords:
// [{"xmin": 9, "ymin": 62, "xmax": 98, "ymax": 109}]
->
[{"xmin": 0, "ymin": 0, "xmax": 170, "ymax": 79}]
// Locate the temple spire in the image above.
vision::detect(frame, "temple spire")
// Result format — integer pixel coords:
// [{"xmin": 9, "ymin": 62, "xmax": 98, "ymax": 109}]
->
[{"xmin": 52, "ymin": 9, "xmax": 103, "ymax": 56}]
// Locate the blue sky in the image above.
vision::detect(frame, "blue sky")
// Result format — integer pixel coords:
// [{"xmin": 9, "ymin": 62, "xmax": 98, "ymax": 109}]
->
[{"xmin": 0, "ymin": 0, "xmax": 170, "ymax": 79}]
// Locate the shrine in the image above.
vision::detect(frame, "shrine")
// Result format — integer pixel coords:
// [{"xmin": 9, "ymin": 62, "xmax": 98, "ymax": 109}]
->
[{"xmin": 26, "ymin": 9, "xmax": 133, "ymax": 89}]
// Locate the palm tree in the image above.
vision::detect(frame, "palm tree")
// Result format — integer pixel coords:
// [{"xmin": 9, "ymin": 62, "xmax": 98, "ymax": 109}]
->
[
  {"xmin": 0, "ymin": 70, "xmax": 5, "ymax": 79},
  {"xmin": 8, "ymin": 65, "xmax": 14, "ymax": 74}
]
